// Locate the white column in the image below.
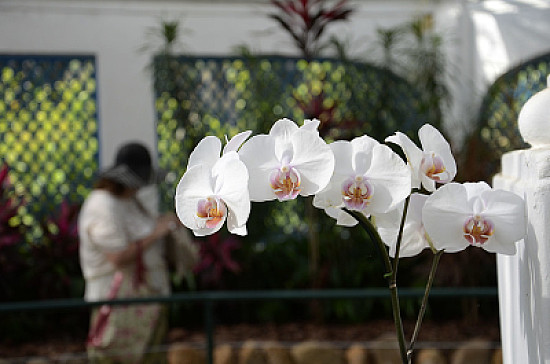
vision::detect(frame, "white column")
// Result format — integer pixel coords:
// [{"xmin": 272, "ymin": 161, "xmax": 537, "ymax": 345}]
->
[{"xmin": 494, "ymin": 75, "xmax": 550, "ymax": 364}]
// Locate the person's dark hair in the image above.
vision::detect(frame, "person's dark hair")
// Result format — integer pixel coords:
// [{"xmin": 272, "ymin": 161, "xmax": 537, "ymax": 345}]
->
[{"xmin": 100, "ymin": 142, "xmax": 156, "ymax": 189}]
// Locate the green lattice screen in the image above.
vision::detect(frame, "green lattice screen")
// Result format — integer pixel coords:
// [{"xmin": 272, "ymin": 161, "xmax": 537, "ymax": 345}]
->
[
  {"xmin": 0, "ymin": 55, "xmax": 98, "ymax": 239},
  {"xmin": 479, "ymin": 52, "xmax": 550, "ymax": 157},
  {"xmin": 154, "ymin": 56, "xmax": 429, "ymax": 212}
]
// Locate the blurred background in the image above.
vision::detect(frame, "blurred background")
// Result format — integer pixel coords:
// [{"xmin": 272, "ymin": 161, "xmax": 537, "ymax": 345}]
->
[{"xmin": 0, "ymin": 0, "xmax": 549, "ymax": 358}]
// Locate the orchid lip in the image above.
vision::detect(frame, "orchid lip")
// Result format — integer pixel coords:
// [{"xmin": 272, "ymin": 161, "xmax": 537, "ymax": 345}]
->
[
  {"xmin": 270, "ymin": 165, "xmax": 301, "ymax": 201},
  {"xmin": 196, "ymin": 196, "xmax": 227, "ymax": 229},
  {"xmin": 463, "ymin": 215, "xmax": 494, "ymax": 245},
  {"xmin": 341, "ymin": 176, "xmax": 373, "ymax": 211},
  {"xmin": 421, "ymin": 152, "xmax": 451, "ymax": 183}
]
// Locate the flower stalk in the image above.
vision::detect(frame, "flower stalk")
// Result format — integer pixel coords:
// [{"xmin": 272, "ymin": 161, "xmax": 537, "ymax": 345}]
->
[
  {"xmin": 392, "ymin": 194, "xmax": 411, "ymax": 276},
  {"xmin": 407, "ymin": 249, "xmax": 443, "ymax": 362},
  {"xmin": 344, "ymin": 208, "xmax": 408, "ymax": 363}
]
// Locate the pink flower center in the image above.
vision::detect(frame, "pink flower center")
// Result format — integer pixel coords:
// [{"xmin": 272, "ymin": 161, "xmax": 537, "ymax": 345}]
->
[
  {"xmin": 420, "ymin": 152, "xmax": 451, "ymax": 182},
  {"xmin": 270, "ymin": 165, "xmax": 301, "ymax": 201},
  {"xmin": 341, "ymin": 176, "xmax": 373, "ymax": 210},
  {"xmin": 196, "ymin": 197, "xmax": 227, "ymax": 229},
  {"xmin": 463, "ymin": 216, "xmax": 494, "ymax": 245}
]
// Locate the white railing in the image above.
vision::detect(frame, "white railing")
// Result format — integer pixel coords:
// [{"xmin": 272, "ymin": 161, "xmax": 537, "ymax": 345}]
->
[{"xmin": 494, "ymin": 75, "xmax": 550, "ymax": 364}]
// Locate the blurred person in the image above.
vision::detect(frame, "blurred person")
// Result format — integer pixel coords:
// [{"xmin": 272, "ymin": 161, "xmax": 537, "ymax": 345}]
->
[{"xmin": 79, "ymin": 142, "xmax": 179, "ymax": 363}]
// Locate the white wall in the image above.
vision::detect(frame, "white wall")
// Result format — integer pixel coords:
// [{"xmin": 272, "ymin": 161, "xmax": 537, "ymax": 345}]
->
[
  {"xmin": 0, "ymin": 0, "xmax": 548, "ymax": 165},
  {"xmin": 0, "ymin": 0, "xmax": 463, "ymax": 167}
]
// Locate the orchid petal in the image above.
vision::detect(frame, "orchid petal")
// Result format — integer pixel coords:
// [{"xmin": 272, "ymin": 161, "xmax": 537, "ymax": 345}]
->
[
  {"xmin": 376, "ymin": 193, "xmax": 430, "ymax": 257},
  {"xmin": 420, "ymin": 174, "xmax": 436, "ymax": 192},
  {"xmin": 422, "ymin": 183, "xmax": 472, "ymax": 252},
  {"xmin": 350, "ymin": 135, "xmax": 379, "ymax": 175},
  {"xmin": 212, "ymin": 152, "xmax": 250, "ymax": 228},
  {"xmin": 269, "ymin": 118, "xmax": 299, "ymax": 141},
  {"xmin": 289, "ymin": 129, "xmax": 335, "ymax": 195},
  {"xmin": 238, "ymin": 134, "xmax": 281, "ymax": 202},
  {"xmin": 364, "ymin": 144, "xmax": 411, "ymax": 213},
  {"xmin": 327, "ymin": 206, "xmax": 359, "ymax": 227},
  {"xmin": 313, "ymin": 181, "xmax": 344, "ymax": 209},
  {"xmin": 478, "ymin": 189, "xmax": 526, "ymax": 255},
  {"xmin": 223, "ymin": 130, "xmax": 252, "ymax": 154},
  {"xmin": 187, "ymin": 136, "xmax": 222, "ymax": 170},
  {"xmin": 302, "ymin": 118, "xmax": 321, "ymax": 131},
  {"xmin": 330, "ymin": 141, "xmax": 355, "ymax": 176},
  {"xmin": 463, "ymin": 181, "xmax": 491, "ymax": 201},
  {"xmin": 226, "ymin": 211, "xmax": 248, "ymax": 236},
  {"xmin": 385, "ymin": 131, "xmax": 423, "ymax": 189}
]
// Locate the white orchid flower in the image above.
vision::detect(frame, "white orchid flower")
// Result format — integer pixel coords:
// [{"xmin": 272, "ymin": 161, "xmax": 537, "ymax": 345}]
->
[
  {"xmin": 238, "ymin": 118, "xmax": 334, "ymax": 202},
  {"xmin": 175, "ymin": 132, "xmax": 251, "ymax": 236},
  {"xmin": 386, "ymin": 124, "xmax": 456, "ymax": 192},
  {"xmin": 374, "ymin": 193, "xmax": 433, "ymax": 258},
  {"xmin": 313, "ymin": 135, "xmax": 411, "ymax": 226},
  {"xmin": 422, "ymin": 182, "xmax": 526, "ymax": 255}
]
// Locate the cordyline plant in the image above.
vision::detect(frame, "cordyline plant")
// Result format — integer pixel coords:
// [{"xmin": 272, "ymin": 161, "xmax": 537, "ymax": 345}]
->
[
  {"xmin": 194, "ymin": 233, "xmax": 241, "ymax": 289},
  {"xmin": 0, "ymin": 163, "xmax": 27, "ymax": 301},
  {"xmin": 269, "ymin": 0, "xmax": 353, "ymax": 60},
  {"xmin": 0, "ymin": 163, "xmax": 25, "ymax": 249},
  {"xmin": 174, "ymin": 118, "xmax": 527, "ymax": 363},
  {"xmin": 30, "ymin": 200, "xmax": 81, "ymax": 299}
]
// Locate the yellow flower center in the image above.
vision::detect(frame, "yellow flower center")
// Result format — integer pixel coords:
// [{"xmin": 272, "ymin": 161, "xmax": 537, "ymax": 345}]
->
[
  {"xmin": 420, "ymin": 152, "xmax": 450, "ymax": 182},
  {"xmin": 463, "ymin": 215, "xmax": 494, "ymax": 245},
  {"xmin": 341, "ymin": 176, "xmax": 373, "ymax": 210},
  {"xmin": 196, "ymin": 197, "xmax": 227, "ymax": 229},
  {"xmin": 270, "ymin": 166, "xmax": 301, "ymax": 201}
]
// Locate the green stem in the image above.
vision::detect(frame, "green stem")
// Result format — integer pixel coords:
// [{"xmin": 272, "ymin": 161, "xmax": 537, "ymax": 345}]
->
[
  {"xmin": 392, "ymin": 195, "xmax": 411, "ymax": 277},
  {"xmin": 344, "ymin": 209, "xmax": 408, "ymax": 364},
  {"xmin": 406, "ymin": 250, "xmax": 443, "ymax": 363}
]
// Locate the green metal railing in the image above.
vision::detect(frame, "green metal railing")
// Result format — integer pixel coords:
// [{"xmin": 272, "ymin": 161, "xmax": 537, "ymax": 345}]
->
[{"xmin": 0, "ymin": 287, "xmax": 498, "ymax": 363}]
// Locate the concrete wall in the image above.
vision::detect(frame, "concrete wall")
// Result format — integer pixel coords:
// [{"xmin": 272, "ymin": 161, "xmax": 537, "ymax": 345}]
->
[
  {"xmin": 0, "ymin": 0, "xmax": 548, "ymax": 165},
  {"xmin": 0, "ymin": 0, "xmax": 465, "ymax": 166}
]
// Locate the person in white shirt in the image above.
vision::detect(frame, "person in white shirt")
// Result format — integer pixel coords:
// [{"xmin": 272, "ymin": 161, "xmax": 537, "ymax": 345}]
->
[{"xmin": 79, "ymin": 142, "xmax": 179, "ymax": 364}]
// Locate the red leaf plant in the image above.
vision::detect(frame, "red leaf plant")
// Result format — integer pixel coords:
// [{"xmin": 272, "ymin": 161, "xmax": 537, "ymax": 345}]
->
[
  {"xmin": 30, "ymin": 200, "xmax": 82, "ymax": 299},
  {"xmin": 0, "ymin": 162, "xmax": 27, "ymax": 300},
  {"xmin": 194, "ymin": 232, "xmax": 241, "ymax": 288},
  {"xmin": 269, "ymin": 0, "xmax": 353, "ymax": 60},
  {"xmin": 0, "ymin": 163, "xmax": 25, "ymax": 249},
  {"xmin": 295, "ymin": 89, "xmax": 364, "ymax": 140}
]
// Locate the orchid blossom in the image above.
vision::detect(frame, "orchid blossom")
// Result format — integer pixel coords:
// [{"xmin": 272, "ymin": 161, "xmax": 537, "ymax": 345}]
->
[
  {"xmin": 422, "ymin": 182, "xmax": 526, "ymax": 255},
  {"xmin": 375, "ymin": 193, "xmax": 433, "ymax": 258},
  {"xmin": 175, "ymin": 132, "xmax": 251, "ymax": 236},
  {"xmin": 313, "ymin": 135, "xmax": 411, "ymax": 226},
  {"xmin": 386, "ymin": 124, "xmax": 456, "ymax": 192},
  {"xmin": 238, "ymin": 118, "xmax": 334, "ymax": 202}
]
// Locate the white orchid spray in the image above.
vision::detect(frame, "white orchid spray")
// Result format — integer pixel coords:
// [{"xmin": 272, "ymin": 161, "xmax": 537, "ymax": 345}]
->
[{"xmin": 175, "ymin": 120, "xmax": 527, "ymax": 364}]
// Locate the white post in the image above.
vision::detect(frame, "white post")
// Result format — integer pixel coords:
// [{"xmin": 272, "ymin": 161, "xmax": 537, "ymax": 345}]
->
[{"xmin": 494, "ymin": 75, "xmax": 550, "ymax": 364}]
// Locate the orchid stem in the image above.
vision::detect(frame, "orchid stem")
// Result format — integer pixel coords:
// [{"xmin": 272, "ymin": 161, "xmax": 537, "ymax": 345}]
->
[
  {"xmin": 392, "ymin": 194, "xmax": 411, "ymax": 277},
  {"xmin": 344, "ymin": 209, "xmax": 408, "ymax": 364},
  {"xmin": 406, "ymin": 250, "xmax": 443, "ymax": 362}
]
